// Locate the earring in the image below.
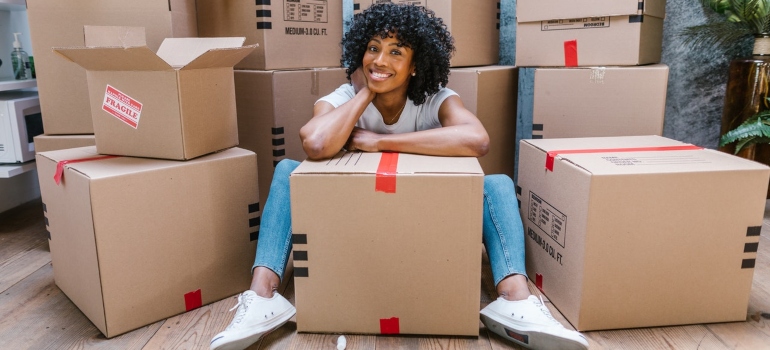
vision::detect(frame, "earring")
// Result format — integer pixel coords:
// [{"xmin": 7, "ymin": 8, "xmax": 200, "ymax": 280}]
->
[{"xmin": 411, "ymin": 72, "xmax": 416, "ymax": 76}]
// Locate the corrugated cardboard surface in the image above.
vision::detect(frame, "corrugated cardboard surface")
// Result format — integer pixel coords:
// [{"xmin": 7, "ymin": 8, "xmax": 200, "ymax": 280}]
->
[
  {"xmin": 516, "ymin": 0, "xmax": 666, "ymax": 22},
  {"xmin": 291, "ymin": 152, "xmax": 483, "ymax": 335},
  {"xmin": 197, "ymin": 0, "xmax": 343, "ymax": 70},
  {"xmin": 517, "ymin": 136, "xmax": 770, "ymax": 331},
  {"xmin": 354, "ymin": 0, "xmax": 499, "ymax": 67},
  {"xmin": 26, "ymin": 0, "xmax": 198, "ymax": 135},
  {"xmin": 515, "ymin": 15, "xmax": 663, "ymax": 67},
  {"xmin": 448, "ymin": 65, "xmax": 518, "ymax": 179},
  {"xmin": 33, "ymin": 134, "xmax": 96, "ymax": 152},
  {"xmin": 35, "ymin": 146, "xmax": 258, "ymax": 338},
  {"xmin": 54, "ymin": 38, "xmax": 255, "ymax": 160},
  {"xmin": 234, "ymin": 68, "xmax": 348, "ymax": 208}
]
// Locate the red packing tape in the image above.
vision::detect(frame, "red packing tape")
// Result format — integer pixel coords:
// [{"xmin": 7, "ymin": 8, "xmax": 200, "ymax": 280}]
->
[
  {"xmin": 535, "ymin": 273, "xmax": 543, "ymax": 292},
  {"xmin": 380, "ymin": 317, "xmax": 400, "ymax": 334},
  {"xmin": 54, "ymin": 155, "xmax": 120, "ymax": 185},
  {"xmin": 184, "ymin": 289, "xmax": 202, "ymax": 311},
  {"xmin": 564, "ymin": 40, "xmax": 578, "ymax": 67},
  {"xmin": 545, "ymin": 145, "xmax": 703, "ymax": 171},
  {"xmin": 375, "ymin": 152, "xmax": 399, "ymax": 193}
]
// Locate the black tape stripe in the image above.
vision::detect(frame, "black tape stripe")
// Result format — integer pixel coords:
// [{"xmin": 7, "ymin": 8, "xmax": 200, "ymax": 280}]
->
[
  {"xmin": 532, "ymin": 124, "xmax": 544, "ymax": 131},
  {"xmin": 517, "ymin": 199, "xmax": 522, "ymax": 209},
  {"xmin": 250, "ymin": 231, "xmax": 259, "ymax": 241},
  {"xmin": 745, "ymin": 242, "xmax": 759, "ymax": 253},
  {"xmin": 292, "ymin": 234, "xmax": 307, "ymax": 244},
  {"xmin": 496, "ymin": 23, "xmax": 500, "ymax": 30},
  {"xmin": 516, "ymin": 185, "xmax": 522, "ymax": 195},
  {"xmin": 293, "ymin": 251, "xmax": 308, "ymax": 261},
  {"xmin": 46, "ymin": 230, "xmax": 51, "ymax": 240},
  {"xmin": 257, "ymin": 22, "xmax": 272, "ymax": 30},
  {"xmin": 273, "ymin": 149, "xmax": 286, "ymax": 157},
  {"xmin": 273, "ymin": 160, "xmax": 280, "ymax": 167},
  {"xmin": 638, "ymin": 0, "xmax": 644, "ymax": 10},
  {"xmin": 248, "ymin": 203, "xmax": 260, "ymax": 213},
  {"xmin": 497, "ymin": 2, "xmax": 501, "ymax": 9},
  {"xmin": 44, "ymin": 217, "xmax": 49, "ymax": 226},
  {"xmin": 272, "ymin": 127, "xmax": 284, "ymax": 135},
  {"xmin": 532, "ymin": 135, "xmax": 544, "ymax": 139},
  {"xmin": 353, "ymin": 3, "xmax": 360, "ymax": 10},
  {"xmin": 249, "ymin": 217, "xmax": 261, "ymax": 227},
  {"xmin": 295, "ymin": 267, "xmax": 309, "ymax": 277},
  {"xmin": 42, "ymin": 203, "xmax": 47, "ymax": 212},
  {"xmin": 256, "ymin": 10, "xmax": 271, "ymax": 17},
  {"xmin": 497, "ymin": 13, "xmax": 500, "ymax": 19},
  {"xmin": 256, "ymin": 0, "xmax": 271, "ymax": 5},
  {"xmin": 272, "ymin": 138, "xmax": 285, "ymax": 146},
  {"xmin": 629, "ymin": 15, "xmax": 643, "ymax": 23},
  {"xmin": 747, "ymin": 226, "xmax": 761, "ymax": 237},
  {"xmin": 742, "ymin": 259, "xmax": 756, "ymax": 269}
]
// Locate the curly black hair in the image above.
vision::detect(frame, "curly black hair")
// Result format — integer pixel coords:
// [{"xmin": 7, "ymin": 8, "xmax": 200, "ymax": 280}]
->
[{"xmin": 342, "ymin": 3, "xmax": 455, "ymax": 105}]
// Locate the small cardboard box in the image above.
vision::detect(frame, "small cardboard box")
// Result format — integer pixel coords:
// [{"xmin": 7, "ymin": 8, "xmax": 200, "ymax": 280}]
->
[
  {"xmin": 517, "ymin": 136, "xmax": 770, "ymax": 331},
  {"xmin": 26, "ymin": 0, "xmax": 198, "ymax": 135},
  {"xmin": 34, "ymin": 134, "xmax": 96, "ymax": 153},
  {"xmin": 515, "ymin": 0, "xmax": 665, "ymax": 67},
  {"xmin": 514, "ymin": 64, "xmax": 669, "ymax": 179},
  {"xmin": 36, "ymin": 146, "xmax": 260, "ymax": 338},
  {"xmin": 196, "ymin": 0, "xmax": 344, "ymax": 70},
  {"xmin": 54, "ymin": 37, "xmax": 256, "ymax": 160},
  {"xmin": 354, "ymin": 0, "xmax": 499, "ymax": 67},
  {"xmin": 234, "ymin": 68, "xmax": 348, "ymax": 207},
  {"xmin": 291, "ymin": 152, "xmax": 483, "ymax": 336},
  {"xmin": 448, "ymin": 65, "xmax": 518, "ymax": 179}
]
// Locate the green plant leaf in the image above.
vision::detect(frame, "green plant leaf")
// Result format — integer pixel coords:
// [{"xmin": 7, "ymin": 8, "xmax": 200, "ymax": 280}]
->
[
  {"xmin": 679, "ymin": 22, "xmax": 752, "ymax": 52},
  {"xmin": 720, "ymin": 114, "xmax": 770, "ymax": 148}
]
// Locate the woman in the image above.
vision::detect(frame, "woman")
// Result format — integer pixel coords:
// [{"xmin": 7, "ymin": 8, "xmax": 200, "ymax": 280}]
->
[{"xmin": 210, "ymin": 4, "xmax": 588, "ymax": 350}]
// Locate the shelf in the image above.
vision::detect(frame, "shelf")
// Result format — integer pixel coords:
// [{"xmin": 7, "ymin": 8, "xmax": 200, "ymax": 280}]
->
[
  {"xmin": 0, "ymin": 78, "xmax": 36, "ymax": 92},
  {"xmin": 0, "ymin": 0, "xmax": 25, "ymax": 11},
  {"xmin": 0, "ymin": 161, "xmax": 35, "ymax": 178}
]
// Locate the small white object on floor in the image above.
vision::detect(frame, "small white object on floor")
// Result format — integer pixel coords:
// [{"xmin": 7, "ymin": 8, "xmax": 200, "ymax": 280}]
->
[{"xmin": 337, "ymin": 335, "xmax": 347, "ymax": 350}]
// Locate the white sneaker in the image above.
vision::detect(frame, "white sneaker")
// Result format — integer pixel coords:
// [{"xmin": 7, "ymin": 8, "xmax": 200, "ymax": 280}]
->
[
  {"xmin": 210, "ymin": 290, "xmax": 296, "ymax": 350},
  {"xmin": 480, "ymin": 295, "xmax": 588, "ymax": 350}
]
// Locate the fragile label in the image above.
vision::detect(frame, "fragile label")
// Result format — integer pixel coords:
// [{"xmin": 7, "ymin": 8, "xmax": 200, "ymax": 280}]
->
[
  {"xmin": 285, "ymin": 0, "xmax": 329, "ymax": 23},
  {"xmin": 528, "ymin": 192, "xmax": 567, "ymax": 248},
  {"xmin": 541, "ymin": 17, "xmax": 610, "ymax": 31},
  {"xmin": 102, "ymin": 85, "xmax": 142, "ymax": 129}
]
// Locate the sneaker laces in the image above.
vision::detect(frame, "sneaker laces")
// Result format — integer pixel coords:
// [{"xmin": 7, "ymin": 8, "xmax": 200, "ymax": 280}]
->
[
  {"xmin": 226, "ymin": 292, "xmax": 255, "ymax": 330},
  {"xmin": 534, "ymin": 295, "xmax": 562, "ymax": 327}
]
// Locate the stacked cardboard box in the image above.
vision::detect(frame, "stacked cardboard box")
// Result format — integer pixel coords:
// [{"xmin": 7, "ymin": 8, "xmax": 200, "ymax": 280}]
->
[{"xmin": 35, "ymin": 28, "xmax": 259, "ymax": 338}]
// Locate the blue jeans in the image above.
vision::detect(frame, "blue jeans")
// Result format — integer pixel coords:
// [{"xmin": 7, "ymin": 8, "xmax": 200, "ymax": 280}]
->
[{"xmin": 253, "ymin": 159, "xmax": 527, "ymax": 286}]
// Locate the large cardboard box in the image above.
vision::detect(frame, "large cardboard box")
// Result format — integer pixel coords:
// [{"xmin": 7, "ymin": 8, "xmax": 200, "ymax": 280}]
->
[
  {"xmin": 515, "ymin": 0, "xmax": 665, "ymax": 67},
  {"xmin": 291, "ymin": 152, "xmax": 483, "ymax": 335},
  {"xmin": 197, "ymin": 0, "xmax": 343, "ymax": 70},
  {"xmin": 354, "ymin": 0, "xmax": 499, "ymax": 67},
  {"xmin": 36, "ymin": 146, "xmax": 259, "ymax": 338},
  {"xmin": 234, "ymin": 68, "xmax": 348, "ymax": 207},
  {"xmin": 34, "ymin": 134, "xmax": 96, "ymax": 153},
  {"xmin": 54, "ymin": 37, "xmax": 255, "ymax": 160},
  {"xmin": 514, "ymin": 64, "xmax": 669, "ymax": 179},
  {"xmin": 26, "ymin": 0, "xmax": 198, "ymax": 135},
  {"xmin": 516, "ymin": 136, "xmax": 770, "ymax": 331},
  {"xmin": 448, "ymin": 65, "xmax": 518, "ymax": 179}
]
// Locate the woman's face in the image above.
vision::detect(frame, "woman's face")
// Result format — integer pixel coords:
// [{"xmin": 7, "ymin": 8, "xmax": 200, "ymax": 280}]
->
[{"xmin": 361, "ymin": 33, "xmax": 415, "ymax": 95}]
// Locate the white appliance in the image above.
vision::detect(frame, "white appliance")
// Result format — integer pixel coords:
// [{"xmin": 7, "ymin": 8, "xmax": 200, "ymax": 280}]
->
[{"xmin": 0, "ymin": 91, "xmax": 43, "ymax": 164}]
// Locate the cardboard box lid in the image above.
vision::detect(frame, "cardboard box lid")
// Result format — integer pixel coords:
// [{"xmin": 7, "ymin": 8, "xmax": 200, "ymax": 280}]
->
[
  {"xmin": 292, "ymin": 152, "xmax": 484, "ymax": 175},
  {"xmin": 524, "ymin": 136, "xmax": 770, "ymax": 175},
  {"xmin": 517, "ymin": 0, "xmax": 666, "ymax": 22},
  {"xmin": 54, "ymin": 37, "xmax": 256, "ymax": 71}
]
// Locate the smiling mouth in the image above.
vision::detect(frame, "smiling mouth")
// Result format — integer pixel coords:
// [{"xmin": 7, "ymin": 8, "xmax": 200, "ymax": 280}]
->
[{"xmin": 370, "ymin": 70, "xmax": 392, "ymax": 80}]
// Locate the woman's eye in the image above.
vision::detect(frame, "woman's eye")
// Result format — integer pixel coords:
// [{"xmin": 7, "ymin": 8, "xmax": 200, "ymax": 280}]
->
[
  {"xmin": 391, "ymin": 50, "xmax": 402, "ymax": 55},
  {"xmin": 368, "ymin": 46, "xmax": 378, "ymax": 52}
]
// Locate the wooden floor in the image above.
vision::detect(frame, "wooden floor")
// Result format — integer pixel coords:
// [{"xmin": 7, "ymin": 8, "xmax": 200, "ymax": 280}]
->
[{"xmin": 1, "ymin": 199, "xmax": 769, "ymax": 350}]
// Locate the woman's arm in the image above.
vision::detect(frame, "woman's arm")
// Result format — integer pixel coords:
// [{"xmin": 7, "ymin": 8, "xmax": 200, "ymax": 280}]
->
[{"xmin": 346, "ymin": 95, "xmax": 490, "ymax": 157}]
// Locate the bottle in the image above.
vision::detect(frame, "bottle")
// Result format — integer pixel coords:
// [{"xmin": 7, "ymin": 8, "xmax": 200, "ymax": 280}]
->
[{"xmin": 11, "ymin": 32, "xmax": 30, "ymax": 80}]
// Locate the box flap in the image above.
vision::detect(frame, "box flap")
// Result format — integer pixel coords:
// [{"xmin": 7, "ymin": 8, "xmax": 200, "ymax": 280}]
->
[
  {"xmin": 292, "ymin": 152, "xmax": 484, "ymax": 175},
  {"xmin": 517, "ymin": 0, "xmax": 666, "ymax": 21},
  {"xmin": 156, "ymin": 37, "xmax": 246, "ymax": 68},
  {"xmin": 84, "ymin": 26, "xmax": 147, "ymax": 48},
  {"xmin": 182, "ymin": 44, "xmax": 258, "ymax": 70},
  {"xmin": 53, "ymin": 46, "xmax": 171, "ymax": 71}
]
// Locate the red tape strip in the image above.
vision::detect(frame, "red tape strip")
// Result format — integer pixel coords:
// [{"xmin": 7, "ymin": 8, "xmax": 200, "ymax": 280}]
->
[
  {"xmin": 545, "ymin": 145, "xmax": 703, "ymax": 172},
  {"xmin": 380, "ymin": 317, "xmax": 400, "ymax": 334},
  {"xmin": 184, "ymin": 289, "xmax": 202, "ymax": 311},
  {"xmin": 535, "ymin": 273, "xmax": 543, "ymax": 292},
  {"xmin": 54, "ymin": 155, "xmax": 119, "ymax": 185},
  {"xmin": 564, "ymin": 40, "xmax": 578, "ymax": 67},
  {"xmin": 375, "ymin": 152, "xmax": 399, "ymax": 193}
]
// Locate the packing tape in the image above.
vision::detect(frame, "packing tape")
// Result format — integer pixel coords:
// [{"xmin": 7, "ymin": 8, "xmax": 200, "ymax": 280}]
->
[
  {"xmin": 545, "ymin": 145, "xmax": 703, "ymax": 171},
  {"xmin": 184, "ymin": 289, "xmax": 202, "ymax": 311},
  {"xmin": 563, "ymin": 40, "xmax": 578, "ymax": 67},
  {"xmin": 535, "ymin": 273, "xmax": 543, "ymax": 292},
  {"xmin": 54, "ymin": 155, "xmax": 120, "ymax": 185},
  {"xmin": 379, "ymin": 317, "xmax": 400, "ymax": 334},
  {"xmin": 375, "ymin": 152, "xmax": 399, "ymax": 193}
]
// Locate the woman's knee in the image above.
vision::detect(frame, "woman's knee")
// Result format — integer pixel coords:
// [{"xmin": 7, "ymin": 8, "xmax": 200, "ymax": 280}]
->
[{"xmin": 484, "ymin": 174, "xmax": 514, "ymax": 190}]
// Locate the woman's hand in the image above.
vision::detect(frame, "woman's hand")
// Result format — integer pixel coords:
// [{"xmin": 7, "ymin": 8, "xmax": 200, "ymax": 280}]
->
[
  {"xmin": 351, "ymin": 67, "xmax": 372, "ymax": 96},
  {"xmin": 345, "ymin": 127, "xmax": 382, "ymax": 152}
]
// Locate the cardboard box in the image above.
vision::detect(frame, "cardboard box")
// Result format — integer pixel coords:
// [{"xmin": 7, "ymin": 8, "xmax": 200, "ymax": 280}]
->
[
  {"xmin": 291, "ymin": 151, "xmax": 483, "ymax": 335},
  {"xmin": 54, "ymin": 37, "xmax": 256, "ymax": 160},
  {"xmin": 516, "ymin": 135, "xmax": 770, "ymax": 331},
  {"xmin": 36, "ymin": 146, "xmax": 259, "ymax": 338},
  {"xmin": 515, "ymin": 0, "xmax": 665, "ymax": 67},
  {"xmin": 514, "ymin": 64, "xmax": 669, "ymax": 180},
  {"xmin": 448, "ymin": 65, "xmax": 518, "ymax": 179},
  {"xmin": 34, "ymin": 134, "xmax": 96, "ymax": 153},
  {"xmin": 354, "ymin": 0, "xmax": 499, "ymax": 67},
  {"xmin": 26, "ymin": 0, "xmax": 198, "ymax": 135},
  {"xmin": 196, "ymin": 0, "xmax": 343, "ymax": 70},
  {"xmin": 234, "ymin": 68, "xmax": 348, "ymax": 207}
]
